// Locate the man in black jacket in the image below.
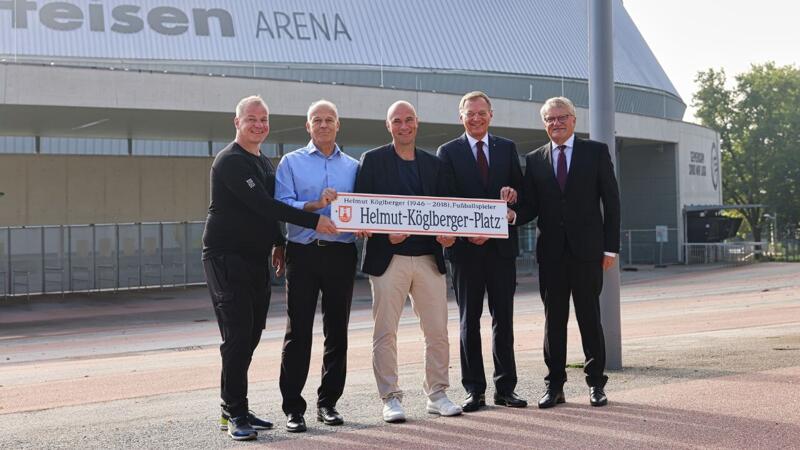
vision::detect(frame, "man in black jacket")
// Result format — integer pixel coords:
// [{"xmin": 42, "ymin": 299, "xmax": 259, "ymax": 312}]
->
[
  {"xmin": 519, "ymin": 96, "xmax": 620, "ymax": 409},
  {"xmin": 355, "ymin": 100, "xmax": 462, "ymax": 423},
  {"xmin": 437, "ymin": 91, "xmax": 527, "ymax": 411},
  {"xmin": 202, "ymin": 95, "xmax": 336, "ymax": 441}
]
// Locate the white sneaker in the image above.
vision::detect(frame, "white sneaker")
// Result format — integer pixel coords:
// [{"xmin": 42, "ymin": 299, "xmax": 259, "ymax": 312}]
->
[
  {"xmin": 383, "ymin": 397, "xmax": 406, "ymax": 423},
  {"xmin": 426, "ymin": 395, "xmax": 463, "ymax": 417}
]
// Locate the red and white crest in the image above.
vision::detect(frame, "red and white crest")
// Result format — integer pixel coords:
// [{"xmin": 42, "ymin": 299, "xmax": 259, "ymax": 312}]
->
[{"xmin": 338, "ymin": 205, "xmax": 352, "ymax": 223}]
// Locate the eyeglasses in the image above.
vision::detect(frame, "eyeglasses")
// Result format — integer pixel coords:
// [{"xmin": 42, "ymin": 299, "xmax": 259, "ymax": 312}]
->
[{"xmin": 543, "ymin": 114, "xmax": 572, "ymax": 125}]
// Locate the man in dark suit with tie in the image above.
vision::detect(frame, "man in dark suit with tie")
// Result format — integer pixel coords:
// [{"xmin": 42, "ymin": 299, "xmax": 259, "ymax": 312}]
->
[
  {"xmin": 355, "ymin": 100, "xmax": 463, "ymax": 422},
  {"xmin": 519, "ymin": 96, "xmax": 620, "ymax": 408},
  {"xmin": 436, "ymin": 91, "xmax": 527, "ymax": 411}
]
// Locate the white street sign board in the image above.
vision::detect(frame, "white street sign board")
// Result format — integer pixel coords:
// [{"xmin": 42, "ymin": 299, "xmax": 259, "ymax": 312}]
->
[{"xmin": 332, "ymin": 193, "xmax": 508, "ymax": 238}]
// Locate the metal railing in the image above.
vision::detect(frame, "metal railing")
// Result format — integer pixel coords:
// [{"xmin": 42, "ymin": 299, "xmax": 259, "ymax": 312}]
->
[
  {"xmin": 5, "ymin": 221, "xmax": 772, "ymax": 299},
  {"xmin": 0, "ymin": 222, "xmax": 205, "ymax": 299},
  {"xmin": 683, "ymin": 242, "xmax": 766, "ymax": 264},
  {"xmin": 0, "ymin": 221, "xmax": 541, "ymax": 299},
  {"xmin": 619, "ymin": 228, "xmax": 680, "ymax": 266},
  {"xmin": 764, "ymin": 239, "xmax": 800, "ymax": 262}
]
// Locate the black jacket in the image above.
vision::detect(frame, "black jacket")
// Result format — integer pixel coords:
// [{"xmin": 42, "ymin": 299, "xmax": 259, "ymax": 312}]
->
[
  {"xmin": 519, "ymin": 137, "xmax": 620, "ymax": 263},
  {"xmin": 354, "ymin": 144, "xmax": 450, "ymax": 276},
  {"xmin": 202, "ymin": 142, "xmax": 319, "ymax": 261},
  {"xmin": 437, "ymin": 133, "xmax": 524, "ymax": 261}
]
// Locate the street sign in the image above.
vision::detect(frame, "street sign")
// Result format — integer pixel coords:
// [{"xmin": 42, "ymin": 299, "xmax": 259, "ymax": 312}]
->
[{"xmin": 655, "ymin": 225, "xmax": 669, "ymax": 243}]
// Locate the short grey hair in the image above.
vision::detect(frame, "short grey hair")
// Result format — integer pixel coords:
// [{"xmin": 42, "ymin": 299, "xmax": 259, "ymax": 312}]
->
[
  {"xmin": 235, "ymin": 95, "xmax": 269, "ymax": 118},
  {"xmin": 458, "ymin": 91, "xmax": 492, "ymax": 113},
  {"xmin": 307, "ymin": 99, "xmax": 339, "ymax": 122},
  {"xmin": 540, "ymin": 96, "xmax": 576, "ymax": 121}
]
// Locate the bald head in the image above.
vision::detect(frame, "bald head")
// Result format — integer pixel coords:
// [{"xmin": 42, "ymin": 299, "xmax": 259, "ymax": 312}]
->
[
  {"xmin": 386, "ymin": 100, "xmax": 419, "ymax": 150},
  {"xmin": 386, "ymin": 101, "xmax": 417, "ymax": 122}
]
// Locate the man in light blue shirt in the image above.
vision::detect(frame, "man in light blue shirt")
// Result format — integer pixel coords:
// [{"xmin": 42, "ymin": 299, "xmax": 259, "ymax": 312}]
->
[{"xmin": 274, "ymin": 100, "xmax": 359, "ymax": 432}]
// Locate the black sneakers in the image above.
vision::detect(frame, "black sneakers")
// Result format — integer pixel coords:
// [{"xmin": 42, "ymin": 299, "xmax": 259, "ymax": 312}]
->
[
  {"xmin": 224, "ymin": 415, "xmax": 257, "ymax": 441},
  {"xmin": 220, "ymin": 410, "xmax": 274, "ymax": 431},
  {"xmin": 220, "ymin": 410, "xmax": 273, "ymax": 440}
]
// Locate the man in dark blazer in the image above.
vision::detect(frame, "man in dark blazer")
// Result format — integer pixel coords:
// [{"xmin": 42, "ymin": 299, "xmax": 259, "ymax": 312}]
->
[
  {"xmin": 519, "ymin": 96, "xmax": 620, "ymax": 408},
  {"xmin": 355, "ymin": 100, "xmax": 463, "ymax": 423},
  {"xmin": 436, "ymin": 91, "xmax": 527, "ymax": 411}
]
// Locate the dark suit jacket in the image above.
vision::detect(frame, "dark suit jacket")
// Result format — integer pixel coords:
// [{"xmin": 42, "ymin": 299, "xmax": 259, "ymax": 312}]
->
[
  {"xmin": 520, "ymin": 137, "xmax": 620, "ymax": 263},
  {"xmin": 354, "ymin": 144, "xmax": 450, "ymax": 276},
  {"xmin": 436, "ymin": 133, "xmax": 524, "ymax": 261}
]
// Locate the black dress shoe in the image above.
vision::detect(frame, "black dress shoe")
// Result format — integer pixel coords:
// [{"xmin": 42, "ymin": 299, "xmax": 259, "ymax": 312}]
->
[
  {"xmin": 461, "ymin": 393, "xmax": 486, "ymax": 412},
  {"xmin": 590, "ymin": 387, "xmax": 608, "ymax": 406},
  {"xmin": 317, "ymin": 406, "xmax": 344, "ymax": 426},
  {"xmin": 494, "ymin": 392, "xmax": 528, "ymax": 408},
  {"xmin": 286, "ymin": 413, "xmax": 307, "ymax": 433},
  {"xmin": 538, "ymin": 390, "xmax": 565, "ymax": 409}
]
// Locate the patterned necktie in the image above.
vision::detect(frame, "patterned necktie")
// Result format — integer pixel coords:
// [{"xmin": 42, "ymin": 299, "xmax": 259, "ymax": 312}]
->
[
  {"xmin": 556, "ymin": 145, "xmax": 567, "ymax": 192},
  {"xmin": 476, "ymin": 140, "xmax": 489, "ymax": 187}
]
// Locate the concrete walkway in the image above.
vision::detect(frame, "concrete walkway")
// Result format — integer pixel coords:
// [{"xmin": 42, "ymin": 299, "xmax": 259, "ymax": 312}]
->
[{"xmin": 1, "ymin": 262, "xmax": 799, "ymax": 449}]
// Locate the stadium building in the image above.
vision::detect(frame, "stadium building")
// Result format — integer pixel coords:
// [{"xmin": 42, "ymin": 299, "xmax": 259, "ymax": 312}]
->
[{"xmin": 0, "ymin": 0, "xmax": 720, "ymax": 294}]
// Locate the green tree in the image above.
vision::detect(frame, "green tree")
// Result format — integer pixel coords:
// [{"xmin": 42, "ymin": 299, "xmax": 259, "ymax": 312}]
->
[{"xmin": 693, "ymin": 63, "xmax": 800, "ymax": 242}]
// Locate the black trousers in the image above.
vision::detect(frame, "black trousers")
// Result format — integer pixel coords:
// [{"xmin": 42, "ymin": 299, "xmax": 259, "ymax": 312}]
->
[
  {"xmin": 279, "ymin": 241, "xmax": 357, "ymax": 415},
  {"xmin": 451, "ymin": 242, "xmax": 518, "ymax": 395},
  {"xmin": 538, "ymin": 251, "xmax": 607, "ymax": 389},
  {"xmin": 203, "ymin": 254, "xmax": 270, "ymax": 418}
]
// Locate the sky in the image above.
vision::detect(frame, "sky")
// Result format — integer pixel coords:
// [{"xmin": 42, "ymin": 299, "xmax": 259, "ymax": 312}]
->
[{"xmin": 621, "ymin": 0, "xmax": 800, "ymax": 122}]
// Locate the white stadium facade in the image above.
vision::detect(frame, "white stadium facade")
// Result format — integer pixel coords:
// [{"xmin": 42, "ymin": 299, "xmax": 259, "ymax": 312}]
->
[{"xmin": 0, "ymin": 0, "xmax": 721, "ymax": 294}]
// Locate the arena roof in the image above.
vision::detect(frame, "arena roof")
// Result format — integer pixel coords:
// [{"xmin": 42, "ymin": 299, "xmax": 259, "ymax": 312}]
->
[{"xmin": 1, "ymin": 0, "xmax": 679, "ymax": 100}]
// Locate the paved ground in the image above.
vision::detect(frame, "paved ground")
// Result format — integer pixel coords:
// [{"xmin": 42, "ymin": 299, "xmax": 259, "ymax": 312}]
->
[{"xmin": 1, "ymin": 262, "xmax": 799, "ymax": 449}]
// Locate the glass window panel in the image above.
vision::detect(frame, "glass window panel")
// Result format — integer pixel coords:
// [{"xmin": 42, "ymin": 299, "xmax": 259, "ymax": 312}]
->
[
  {"xmin": 212, "ymin": 141, "xmax": 230, "ymax": 156},
  {"xmin": 40, "ymin": 137, "xmax": 128, "ymax": 155},
  {"xmin": 212, "ymin": 141, "xmax": 278, "ymax": 157},
  {"xmin": 0, "ymin": 136, "xmax": 36, "ymax": 154},
  {"xmin": 132, "ymin": 139, "xmax": 208, "ymax": 157}
]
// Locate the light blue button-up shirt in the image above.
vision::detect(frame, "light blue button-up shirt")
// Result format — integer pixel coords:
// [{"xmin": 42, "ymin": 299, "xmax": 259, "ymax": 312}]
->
[{"xmin": 275, "ymin": 141, "xmax": 359, "ymax": 244}]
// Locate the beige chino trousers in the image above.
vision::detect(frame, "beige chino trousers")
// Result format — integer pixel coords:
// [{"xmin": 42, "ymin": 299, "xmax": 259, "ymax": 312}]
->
[{"xmin": 369, "ymin": 254, "xmax": 451, "ymax": 401}]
